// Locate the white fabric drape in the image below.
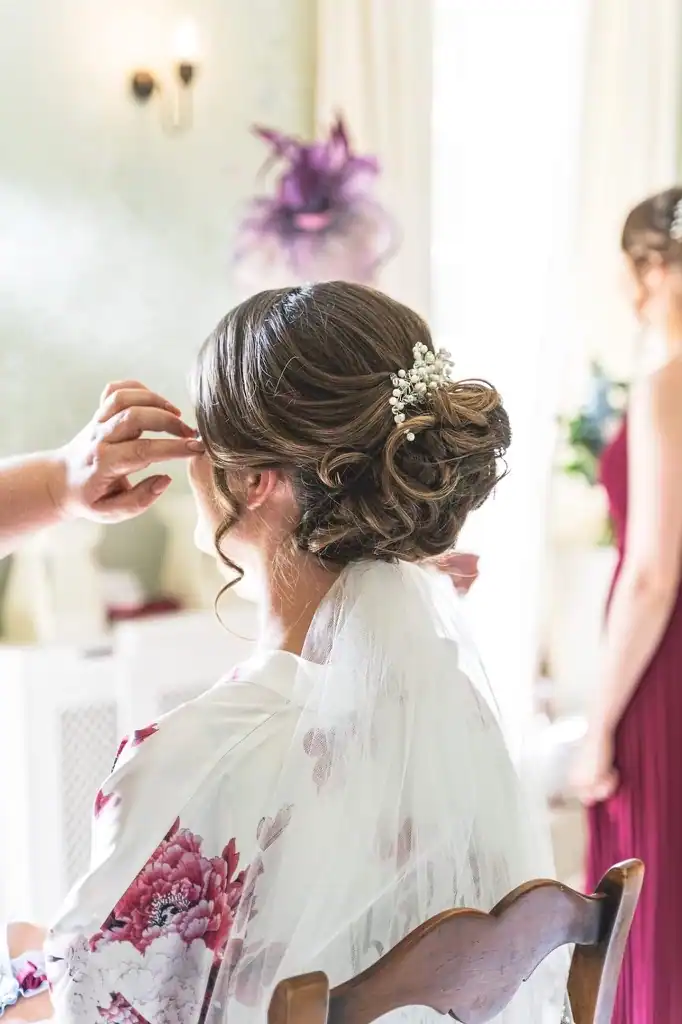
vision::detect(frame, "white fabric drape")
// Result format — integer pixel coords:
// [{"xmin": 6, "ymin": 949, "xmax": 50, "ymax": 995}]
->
[
  {"xmin": 431, "ymin": 0, "xmax": 591, "ymax": 750},
  {"xmin": 574, "ymin": 0, "xmax": 682, "ymax": 379},
  {"xmin": 315, "ymin": 0, "xmax": 432, "ymax": 318}
]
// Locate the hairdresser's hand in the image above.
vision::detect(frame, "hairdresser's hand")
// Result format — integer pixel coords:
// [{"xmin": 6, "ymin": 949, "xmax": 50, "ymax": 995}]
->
[
  {"xmin": 435, "ymin": 551, "xmax": 480, "ymax": 595},
  {"xmin": 52, "ymin": 380, "xmax": 203, "ymax": 523}
]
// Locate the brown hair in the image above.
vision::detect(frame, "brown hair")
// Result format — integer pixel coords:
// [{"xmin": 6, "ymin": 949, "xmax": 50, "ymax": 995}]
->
[
  {"xmin": 622, "ymin": 187, "xmax": 682, "ymax": 270},
  {"xmin": 194, "ymin": 282, "xmax": 510, "ymax": 579}
]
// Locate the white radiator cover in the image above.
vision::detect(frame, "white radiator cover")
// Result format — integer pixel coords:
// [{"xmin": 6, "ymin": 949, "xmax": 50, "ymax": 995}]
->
[{"xmin": 0, "ymin": 606, "xmax": 256, "ymax": 924}]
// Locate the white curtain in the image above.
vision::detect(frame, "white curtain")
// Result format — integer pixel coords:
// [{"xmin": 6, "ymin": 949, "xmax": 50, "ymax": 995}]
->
[
  {"xmin": 574, "ymin": 0, "xmax": 682, "ymax": 380},
  {"xmin": 544, "ymin": 0, "xmax": 682, "ymax": 726},
  {"xmin": 315, "ymin": 0, "xmax": 682, "ymax": 751},
  {"xmin": 315, "ymin": 0, "xmax": 432, "ymax": 318},
  {"xmin": 431, "ymin": 0, "xmax": 591, "ymax": 750}
]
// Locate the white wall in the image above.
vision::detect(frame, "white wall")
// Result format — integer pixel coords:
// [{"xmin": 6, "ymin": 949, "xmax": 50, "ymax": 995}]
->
[{"xmin": 0, "ymin": 0, "xmax": 314, "ymax": 586}]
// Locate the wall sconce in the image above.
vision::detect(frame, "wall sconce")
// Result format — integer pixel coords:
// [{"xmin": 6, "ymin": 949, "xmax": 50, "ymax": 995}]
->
[{"xmin": 130, "ymin": 20, "xmax": 200, "ymax": 132}]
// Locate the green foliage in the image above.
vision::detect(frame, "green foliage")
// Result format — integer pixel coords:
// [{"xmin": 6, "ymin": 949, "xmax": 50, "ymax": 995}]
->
[
  {"xmin": 557, "ymin": 361, "xmax": 627, "ymax": 546},
  {"xmin": 558, "ymin": 361, "xmax": 627, "ymax": 487}
]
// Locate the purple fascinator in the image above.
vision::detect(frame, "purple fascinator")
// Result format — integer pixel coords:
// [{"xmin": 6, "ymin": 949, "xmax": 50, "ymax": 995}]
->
[{"xmin": 236, "ymin": 117, "xmax": 397, "ymax": 285}]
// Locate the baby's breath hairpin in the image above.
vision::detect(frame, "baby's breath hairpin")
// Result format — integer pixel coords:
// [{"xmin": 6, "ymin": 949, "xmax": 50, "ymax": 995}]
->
[
  {"xmin": 389, "ymin": 342, "xmax": 454, "ymax": 441},
  {"xmin": 670, "ymin": 198, "xmax": 682, "ymax": 242}
]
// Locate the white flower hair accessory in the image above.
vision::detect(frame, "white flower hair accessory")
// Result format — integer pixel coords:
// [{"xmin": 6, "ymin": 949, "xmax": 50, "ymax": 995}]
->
[
  {"xmin": 671, "ymin": 198, "xmax": 682, "ymax": 242},
  {"xmin": 389, "ymin": 342, "xmax": 454, "ymax": 441}
]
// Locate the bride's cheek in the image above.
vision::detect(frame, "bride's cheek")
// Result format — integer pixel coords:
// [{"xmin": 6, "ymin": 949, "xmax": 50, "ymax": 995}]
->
[
  {"xmin": 188, "ymin": 457, "xmax": 224, "ymax": 553},
  {"xmin": 193, "ymin": 510, "xmax": 217, "ymax": 555}
]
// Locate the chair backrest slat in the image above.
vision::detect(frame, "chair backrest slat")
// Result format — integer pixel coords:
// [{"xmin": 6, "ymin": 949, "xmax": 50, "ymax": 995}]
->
[
  {"xmin": 567, "ymin": 862, "xmax": 644, "ymax": 1024},
  {"xmin": 268, "ymin": 859, "xmax": 644, "ymax": 1024}
]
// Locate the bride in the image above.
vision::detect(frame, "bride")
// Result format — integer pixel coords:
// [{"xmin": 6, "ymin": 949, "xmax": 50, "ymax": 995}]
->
[{"xmin": 12, "ymin": 282, "xmax": 566, "ymax": 1022}]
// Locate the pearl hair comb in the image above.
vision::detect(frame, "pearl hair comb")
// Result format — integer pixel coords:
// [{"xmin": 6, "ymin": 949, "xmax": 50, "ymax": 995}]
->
[{"xmin": 389, "ymin": 342, "xmax": 454, "ymax": 441}]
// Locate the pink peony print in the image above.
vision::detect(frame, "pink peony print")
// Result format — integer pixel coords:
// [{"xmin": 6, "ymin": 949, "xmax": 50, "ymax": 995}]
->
[
  {"xmin": 99, "ymin": 993, "xmax": 150, "ymax": 1023},
  {"xmin": 303, "ymin": 716, "xmax": 367, "ymax": 790},
  {"xmin": 379, "ymin": 817, "xmax": 414, "ymax": 868},
  {"xmin": 227, "ymin": 940, "xmax": 287, "ymax": 1007},
  {"xmin": 131, "ymin": 724, "xmax": 158, "ymax": 747},
  {"xmin": 236, "ymin": 806, "xmax": 293, "ymax": 929},
  {"xmin": 112, "ymin": 736, "xmax": 128, "ymax": 768},
  {"xmin": 96, "ymin": 728, "xmax": 152, "ymax": 819},
  {"xmin": 106, "ymin": 725, "xmax": 155, "ymax": 780},
  {"xmin": 94, "ymin": 789, "xmax": 119, "ymax": 818},
  {"xmin": 256, "ymin": 806, "xmax": 292, "ymax": 851},
  {"xmin": 235, "ymin": 857, "xmax": 264, "ymax": 932},
  {"xmin": 16, "ymin": 959, "xmax": 47, "ymax": 992},
  {"xmin": 303, "ymin": 728, "xmax": 334, "ymax": 789},
  {"xmin": 93, "ymin": 825, "xmax": 245, "ymax": 956}
]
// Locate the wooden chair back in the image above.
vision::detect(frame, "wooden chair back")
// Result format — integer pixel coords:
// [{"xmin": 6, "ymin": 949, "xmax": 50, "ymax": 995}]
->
[{"xmin": 268, "ymin": 859, "xmax": 643, "ymax": 1024}]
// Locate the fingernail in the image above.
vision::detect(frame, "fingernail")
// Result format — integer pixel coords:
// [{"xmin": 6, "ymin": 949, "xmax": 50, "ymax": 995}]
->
[
  {"xmin": 187, "ymin": 439, "xmax": 205, "ymax": 452},
  {"xmin": 151, "ymin": 476, "xmax": 170, "ymax": 495}
]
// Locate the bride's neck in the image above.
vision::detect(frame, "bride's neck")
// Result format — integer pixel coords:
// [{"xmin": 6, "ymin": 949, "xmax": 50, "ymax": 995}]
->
[{"xmin": 257, "ymin": 550, "xmax": 340, "ymax": 656}]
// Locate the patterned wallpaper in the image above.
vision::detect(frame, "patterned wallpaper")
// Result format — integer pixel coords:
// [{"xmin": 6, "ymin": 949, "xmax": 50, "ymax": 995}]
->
[{"xmin": 0, "ymin": 0, "xmax": 315, "ymax": 589}]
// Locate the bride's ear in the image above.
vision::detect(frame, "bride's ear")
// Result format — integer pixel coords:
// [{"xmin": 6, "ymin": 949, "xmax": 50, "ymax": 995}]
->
[
  {"xmin": 244, "ymin": 468, "xmax": 287, "ymax": 511},
  {"xmin": 641, "ymin": 258, "xmax": 666, "ymax": 293}
]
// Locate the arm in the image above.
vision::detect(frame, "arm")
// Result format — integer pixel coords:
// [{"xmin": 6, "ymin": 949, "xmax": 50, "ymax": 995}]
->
[
  {"xmin": 596, "ymin": 366, "xmax": 682, "ymax": 726},
  {"xmin": 0, "ymin": 380, "xmax": 202, "ymax": 560},
  {"xmin": 575, "ymin": 361, "xmax": 682, "ymax": 802},
  {"xmin": 1, "ymin": 923, "xmax": 50, "ymax": 1022},
  {"xmin": 0, "ymin": 452, "xmax": 67, "ymax": 556}
]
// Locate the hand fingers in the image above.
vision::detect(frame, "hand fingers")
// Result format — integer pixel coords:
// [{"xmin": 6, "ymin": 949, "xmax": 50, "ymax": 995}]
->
[
  {"xmin": 600, "ymin": 768, "xmax": 619, "ymax": 800},
  {"xmin": 436, "ymin": 553, "xmax": 479, "ymax": 591},
  {"xmin": 98, "ymin": 384, "xmax": 182, "ymax": 420},
  {"xmin": 574, "ymin": 780, "xmax": 598, "ymax": 807},
  {"xmin": 452, "ymin": 566, "xmax": 479, "ymax": 581},
  {"xmin": 98, "ymin": 388, "xmax": 182, "ymax": 423},
  {"xmin": 438, "ymin": 552, "xmax": 479, "ymax": 570},
  {"xmin": 95, "ymin": 475, "xmax": 172, "ymax": 520},
  {"xmin": 100, "ymin": 437, "xmax": 204, "ymax": 475},
  {"xmin": 575, "ymin": 769, "xmax": 619, "ymax": 807},
  {"xmin": 101, "ymin": 407, "xmax": 196, "ymax": 443},
  {"xmin": 100, "ymin": 380, "xmax": 148, "ymax": 403}
]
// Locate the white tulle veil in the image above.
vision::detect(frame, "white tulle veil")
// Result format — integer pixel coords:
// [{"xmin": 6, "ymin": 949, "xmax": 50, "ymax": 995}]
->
[{"xmin": 207, "ymin": 560, "xmax": 569, "ymax": 1023}]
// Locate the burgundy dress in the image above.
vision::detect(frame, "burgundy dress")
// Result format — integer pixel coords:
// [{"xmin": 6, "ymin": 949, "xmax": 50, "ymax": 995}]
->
[{"xmin": 588, "ymin": 418, "xmax": 682, "ymax": 1023}]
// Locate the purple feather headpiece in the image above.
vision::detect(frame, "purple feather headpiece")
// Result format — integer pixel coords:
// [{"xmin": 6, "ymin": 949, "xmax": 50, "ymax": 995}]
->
[{"xmin": 236, "ymin": 117, "xmax": 397, "ymax": 284}]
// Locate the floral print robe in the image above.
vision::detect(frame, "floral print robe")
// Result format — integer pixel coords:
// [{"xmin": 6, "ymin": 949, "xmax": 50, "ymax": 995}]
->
[
  {"xmin": 46, "ymin": 651, "xmax": 300, "ymax": 1023},
  {"xmin": 44, "ymin": 641, "xmax": 570, "ymax": 1024}
]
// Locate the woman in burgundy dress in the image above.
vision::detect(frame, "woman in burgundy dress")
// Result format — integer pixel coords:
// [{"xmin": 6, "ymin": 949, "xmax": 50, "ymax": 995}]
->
[{"xmin": 574, "ymin": 187, "xmax": 682, "ymax": 1023}]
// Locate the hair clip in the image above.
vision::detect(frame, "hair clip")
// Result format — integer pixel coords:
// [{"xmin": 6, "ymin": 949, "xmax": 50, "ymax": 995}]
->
[{"xmin": 389, "ymin": 343, "xmax": 453, "ymax": 441}]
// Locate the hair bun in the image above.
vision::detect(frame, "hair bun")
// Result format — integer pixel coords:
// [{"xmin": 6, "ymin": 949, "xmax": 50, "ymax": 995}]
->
[
  {"xmin": 196, "ymin": 282, "xmax": 511, "ymax": 572},
  {"xmin": 295, "ymin": 378, "xmax": 509, "ymax": 565}
]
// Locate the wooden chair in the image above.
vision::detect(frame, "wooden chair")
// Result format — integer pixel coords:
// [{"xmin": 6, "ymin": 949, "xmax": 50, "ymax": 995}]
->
[{"xmin": 268, "ymin": 859, "xmax": 643, "ymax": 1024}]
